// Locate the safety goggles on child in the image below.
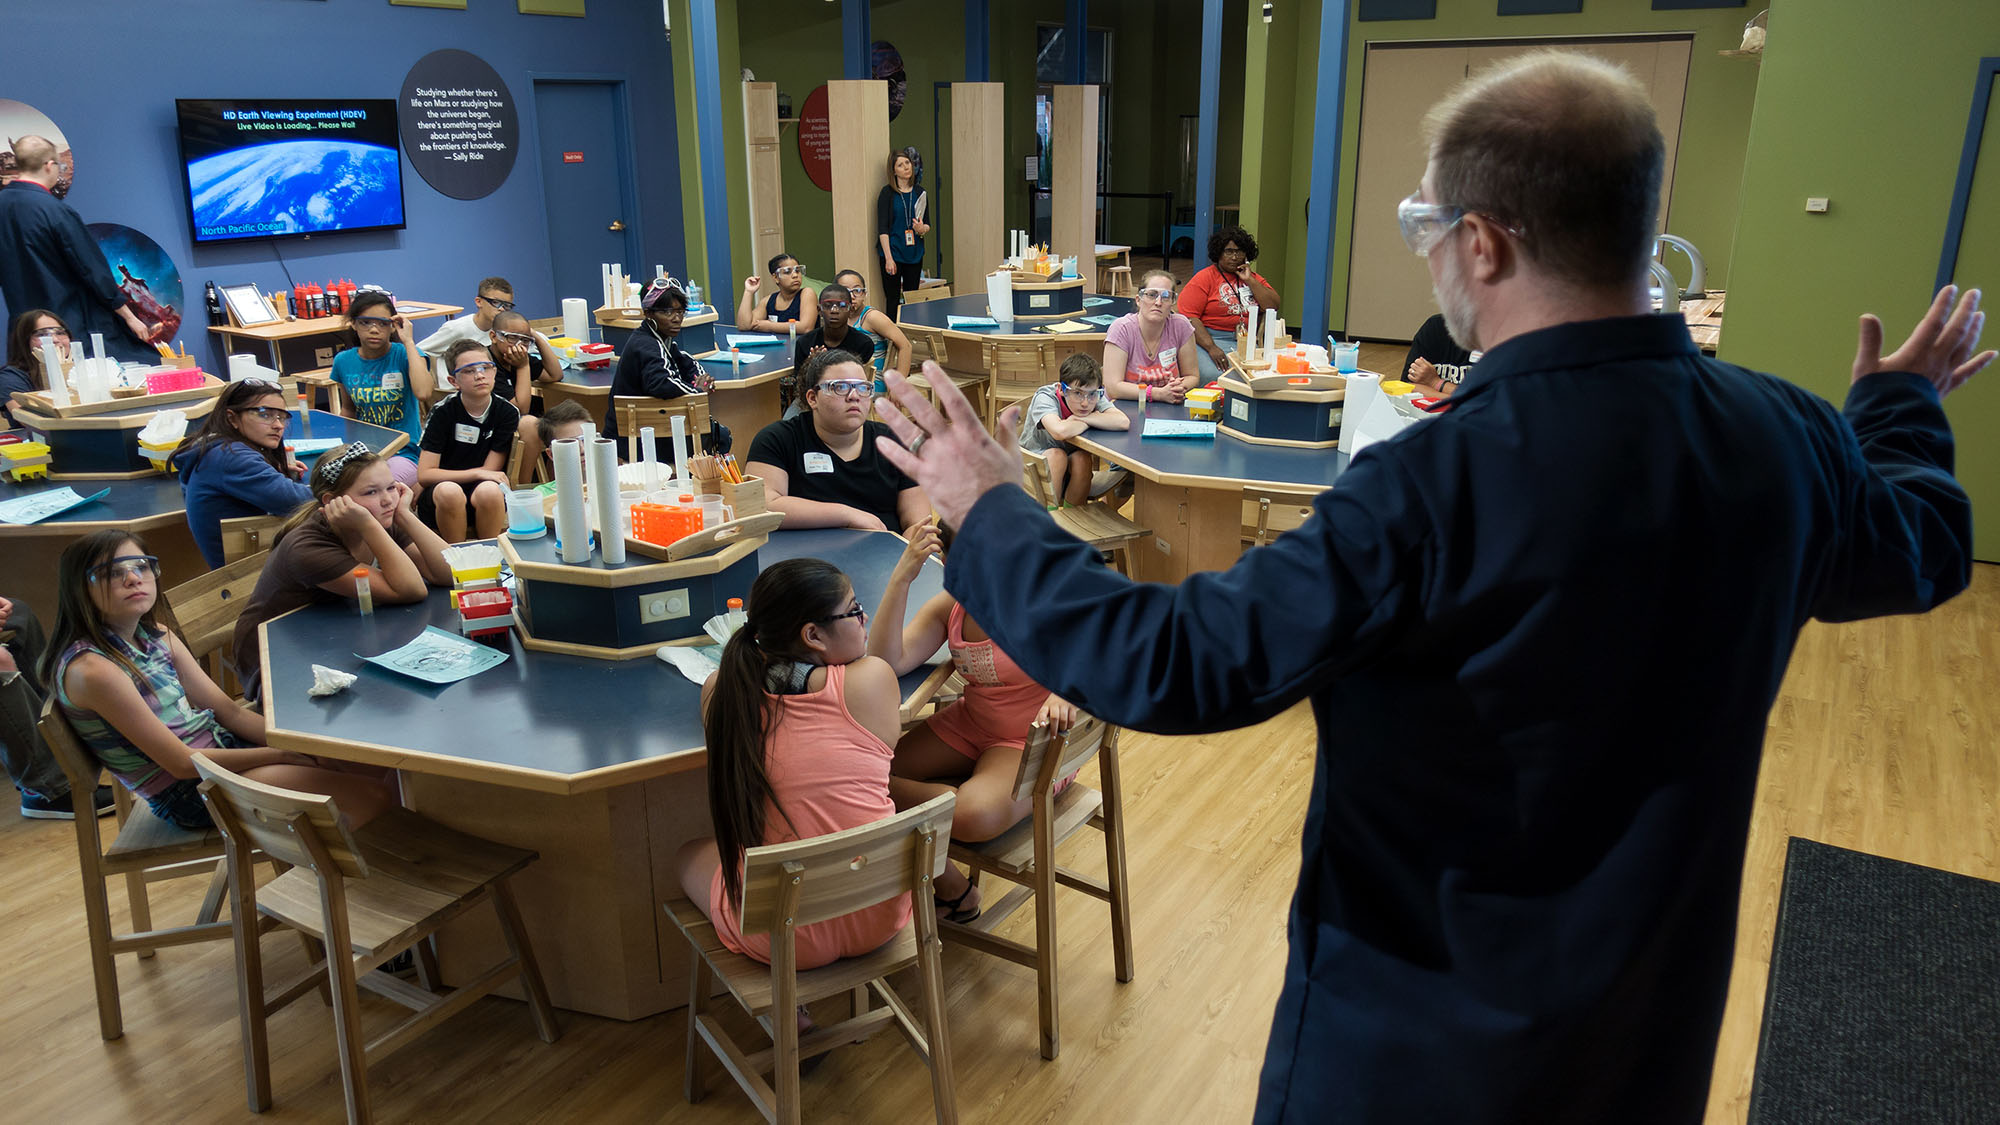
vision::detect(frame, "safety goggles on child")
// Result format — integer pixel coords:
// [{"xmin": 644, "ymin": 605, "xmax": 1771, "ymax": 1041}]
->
[
  {"xmin": 817, "ymin": 379, "xmax": 873, "ymax": 399},
  {"xmin": 352, "ymin": 316, "xmax": 395, "ymax": 331},
  {"xmin": 775, "ymin": 265, "xmax": 805, "ymax": 277},
  {"xmin": 88, "ymin": 555, "xmax": 161, "ymax": 584},
  {"xmin": 237, "ymin": 406, "xmax": 293, "ymax": 424}
]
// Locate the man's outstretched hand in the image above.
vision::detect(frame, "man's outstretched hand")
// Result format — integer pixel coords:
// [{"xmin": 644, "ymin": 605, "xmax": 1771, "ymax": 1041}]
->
[
  {"xmin": 1854, "ymin": 285, "xmax": 1993, "ymax": 397},
  {"xmin": 873, "ymin": 361, "xmax": 1025, "ymax": 527}
]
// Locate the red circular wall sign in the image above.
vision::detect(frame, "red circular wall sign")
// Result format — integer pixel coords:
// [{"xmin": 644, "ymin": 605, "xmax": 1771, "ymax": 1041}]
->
[{"xmin": 797, "ymin": 84, "xmax": 832, "ymax": 192}]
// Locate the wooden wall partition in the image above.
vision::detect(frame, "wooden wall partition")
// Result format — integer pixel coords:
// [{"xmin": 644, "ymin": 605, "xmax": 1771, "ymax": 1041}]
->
[
  {"xmin": 742, "ymin": 81, "xmax": 786, "ymax": 301},
  {"xmin": 1052, "ymin": 85, "xmax": 1101, "ymax": 294},
  {"xmin": 829, "ymin": 79, "xmax": 890, "ymax": 308},
  {"xmin": 951, "ymin": 82, "xmax": 1006, "ymax": 291}
]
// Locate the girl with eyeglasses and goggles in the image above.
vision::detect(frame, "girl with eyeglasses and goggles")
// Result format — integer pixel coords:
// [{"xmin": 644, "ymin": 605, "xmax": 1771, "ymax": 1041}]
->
[
  {"xmin": 173, "ymin": 378, "xmax": 315, "ymax": 567},
  {"xmin": 735, "ymin": 251, "xmax": 819, "ymax": 335}
]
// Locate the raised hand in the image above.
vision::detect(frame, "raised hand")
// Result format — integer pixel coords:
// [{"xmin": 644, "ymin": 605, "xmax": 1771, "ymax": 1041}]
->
[{"xmin": 1853, "ymin": 285, "xmax": 1993, "ymax": 398}]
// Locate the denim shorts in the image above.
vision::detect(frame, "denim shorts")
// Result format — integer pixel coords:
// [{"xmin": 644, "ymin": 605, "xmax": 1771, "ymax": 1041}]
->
[{"xmin": 145, "ymin": 777, "xmax": 214, "ymax": 830}]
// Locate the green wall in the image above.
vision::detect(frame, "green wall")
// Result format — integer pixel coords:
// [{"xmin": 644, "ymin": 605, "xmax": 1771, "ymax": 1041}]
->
[
  {"xmin": 1243, "ymin": 0, "xmax": 1759, "ymax": 336},
  {"xmin": 1723, "ymin": 2, "xmax": 2000, "ymax": 561}
]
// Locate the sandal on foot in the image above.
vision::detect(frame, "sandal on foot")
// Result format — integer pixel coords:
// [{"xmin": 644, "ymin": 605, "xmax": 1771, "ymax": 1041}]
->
[{"xmin": 935, "ymin": 883, "xmax": 982, "ymax": 924}]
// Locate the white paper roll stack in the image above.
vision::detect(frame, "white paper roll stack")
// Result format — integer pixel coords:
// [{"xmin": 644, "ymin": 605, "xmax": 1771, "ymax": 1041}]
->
[
  {"xmin": 228, "ymin": 354, "xmax": 259, "ymax": 381},
  {"xmin": 588, "ymin": 438, "xmax": 626, "ymax": 564},
  {"xmin": 552, "ymin": 438, "xmax": 592, "ymax": 562},
  {"xmin": 1338, "ymin": 372, "xmax": 1383, "ymax": 456},
  {"xmin": 562, "ymin": 297, "xmax": 590, "ymax": 342}
]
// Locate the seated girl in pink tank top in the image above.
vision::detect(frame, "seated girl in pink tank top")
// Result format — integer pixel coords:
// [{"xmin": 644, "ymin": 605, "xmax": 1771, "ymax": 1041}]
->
[
  {"xmin": 672, "ymin": 558, "xmax": 911, "ymax": 972},
  {"xmin": 867, "ymin": 518, "xmax": 1080, "ymax": 923}
]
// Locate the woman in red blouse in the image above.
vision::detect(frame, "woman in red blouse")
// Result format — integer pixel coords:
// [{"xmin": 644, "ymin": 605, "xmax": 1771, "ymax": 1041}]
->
[{"xmin": 1176, "ymin": 225, "xmax": 1282, "ymax": 382}]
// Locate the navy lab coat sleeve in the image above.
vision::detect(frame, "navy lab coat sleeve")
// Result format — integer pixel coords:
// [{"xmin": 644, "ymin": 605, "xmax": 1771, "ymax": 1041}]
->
[
  {"xmin": 944, "ymin": 449, "xmax": 1430, "ymax": 734},
  {"xmin": 1812, "ymin": 370, "xmax": 1974, "ymax": 622}
]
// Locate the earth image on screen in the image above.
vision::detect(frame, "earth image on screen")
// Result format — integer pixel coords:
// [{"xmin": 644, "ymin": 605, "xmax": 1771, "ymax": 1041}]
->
[{"xmin": 189, "ymin": 139, "xmax": 402, "ymax": 240}]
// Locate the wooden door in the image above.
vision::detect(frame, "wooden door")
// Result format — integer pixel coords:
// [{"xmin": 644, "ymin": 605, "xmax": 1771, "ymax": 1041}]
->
[{"xmin": 1345, "ymin": 36, "xmax": 1694, "ymax": 341}]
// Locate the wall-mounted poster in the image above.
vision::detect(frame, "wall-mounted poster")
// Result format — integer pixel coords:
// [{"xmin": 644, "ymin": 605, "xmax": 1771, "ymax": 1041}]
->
[
  {"xmin": 0, "ymin": 99, "xmax": 74, "ymax": 197},
  {"xmin": 398, "ymin": 50, "xmax": 520, "ymax": 200},
  {"xmin": 86, "ymin": 223, "xmax": 185, "ymax": 344},
  {"xmin": 798, "ymin": 84, "xmax": 832, "ymax": 192}
]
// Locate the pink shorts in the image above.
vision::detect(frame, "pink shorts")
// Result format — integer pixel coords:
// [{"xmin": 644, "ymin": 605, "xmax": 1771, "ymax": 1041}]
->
[
  {"xmin": 924, "ymin": 699, "xmax": 1027, "ymax": 762},
  {"xmin": 388, "ymin": 455, "xmax": 420, "ymax": 488}
]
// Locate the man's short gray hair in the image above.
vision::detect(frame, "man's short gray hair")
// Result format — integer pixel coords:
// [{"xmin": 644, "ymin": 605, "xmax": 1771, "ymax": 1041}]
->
[{"xmin": 1423, "ymin": 51, "xmax": 1664, "ymax": 290}]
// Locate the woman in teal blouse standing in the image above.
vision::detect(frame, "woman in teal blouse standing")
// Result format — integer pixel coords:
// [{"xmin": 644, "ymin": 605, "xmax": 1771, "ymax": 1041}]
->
[{"xmin": 875, "ymin": 147, "xmax": 929, "ymax": 323}]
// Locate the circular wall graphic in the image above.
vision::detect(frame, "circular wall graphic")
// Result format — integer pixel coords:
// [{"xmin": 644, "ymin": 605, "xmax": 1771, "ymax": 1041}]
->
[
  {"xmin": 0, "ymin": 99, "xmax": 74, "ymax": 197},
  {"xmin": 797, "ymin": 84, "xmax": 832, "ymax": 193},
  {"xmin": 871, "ymin": 41, "xmax": 908, "ymax": 121},
  {"xmin": 86, "ymin": 223, "xmax": 184, "ymax": 345},
  {"xmin": 398, "ymin": 50, "xmax": 520, "ymax": 201}
]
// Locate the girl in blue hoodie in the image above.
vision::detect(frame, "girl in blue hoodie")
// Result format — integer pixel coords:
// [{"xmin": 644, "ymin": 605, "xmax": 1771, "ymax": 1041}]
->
[{"xmin": 175, "ymin": 379, "xmax": 311, "ymax": 567}]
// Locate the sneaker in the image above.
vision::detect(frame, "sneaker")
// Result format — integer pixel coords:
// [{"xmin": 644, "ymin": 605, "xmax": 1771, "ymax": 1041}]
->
[{"xmin": 21, "ymin": 785, "xmax": 115, "ymax": 820}]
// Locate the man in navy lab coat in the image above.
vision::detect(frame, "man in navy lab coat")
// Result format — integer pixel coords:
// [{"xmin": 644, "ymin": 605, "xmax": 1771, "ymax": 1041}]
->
[
  {"xmin": 871, "ymin": 52, "xmax": 1989, "ymax": 1123},
  {"xmin": 0, "ymin": 136, "xmax": 158, "ymax": 362}
]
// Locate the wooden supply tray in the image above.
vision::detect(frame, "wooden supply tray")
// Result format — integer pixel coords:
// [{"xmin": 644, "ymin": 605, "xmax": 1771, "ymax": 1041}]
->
[{"xmin": 10, "ymin": 373, "xmax": 226, "ymax": 419}]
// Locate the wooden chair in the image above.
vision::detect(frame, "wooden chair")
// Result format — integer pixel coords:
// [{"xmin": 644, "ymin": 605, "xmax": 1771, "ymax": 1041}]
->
[
  {"xmin": 900, "ymin": 283, "xmax": 954, "ymax": 306},
  {"xmin": 505, "ymin": 429, "xmax": 549, "ymax": 487},
  {"xmin": 614, "ymin": 394, "xmax": 712, "ymax": 465},
  {"xmin": 1020, "ymin": 450, "xmax": 1150, "ymax": 578},
  {"xmin": 901, "ymin": 323, "xmax": 945, "ymax": 368},
  {"xmin": 527, "ymin": 315, "xmax": 566, "ymax": 337},
  {"xmin": 194, "ymin": 754, "xmax": 559, "ymax": 1125},
  {"xmin": 155, "ymin": 549, "xmax": 271, "ymax": 695},
  {"xmin": 664, "ymin": 793, "xmax": 960, "ymax": 1125},
  {"xmin": 941, "ymin": 716, "xmax": 1133, "ymax": 1061},
  {"xmin": 217, "ymin": 513, "xmax": 284, "ymax": 565},
  {"xmin": 1242, "ymin": 488, "xmax": 1320, "ymax": 547},
  {"xmin": 38, "ymin": 700, "xmax": 241, "ymax": 1040},
  {"xmin": 906, "ymin": 332, "xmax": 988, "ymax": 421},
  {"xmin": 979, "ymin": 338, "xmax": 1057, "ymax": 428}
]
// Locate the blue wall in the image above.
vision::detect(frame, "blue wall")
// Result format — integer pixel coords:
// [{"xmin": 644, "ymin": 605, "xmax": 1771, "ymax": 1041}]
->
[{"xmin": 4, "ymin": 0, "xmax": 684, "ymax": 368}]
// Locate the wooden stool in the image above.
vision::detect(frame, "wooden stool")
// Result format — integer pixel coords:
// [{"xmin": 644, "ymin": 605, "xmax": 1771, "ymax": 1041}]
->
[{"xmin": 1105, "ymin": 266, "xmax": 1136, "ymax": 298}]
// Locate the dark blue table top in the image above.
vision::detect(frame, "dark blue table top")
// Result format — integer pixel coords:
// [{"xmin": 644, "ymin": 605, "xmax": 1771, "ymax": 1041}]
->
[
  {"xmin": 1072, "ymin": 399, "xmax": 1347, "ymax": 491},
  {"xmin": 896, "ymin": 293, "xmax": 1137, "ymax": 337},
  {"xmin": 0, "ymin": 411, "xmax": 402, "ymax": 532},
  {"xmin": 558, "ymin": 335, "xmax": 792, "ymax": 392},
  {"xmin": 261, "ymin": 527, "xmax": 948, "ymax": 792}
]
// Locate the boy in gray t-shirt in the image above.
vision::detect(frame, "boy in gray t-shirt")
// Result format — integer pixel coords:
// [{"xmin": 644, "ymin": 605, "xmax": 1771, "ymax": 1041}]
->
[{"xmin": 1018, "ymin": 354, "xmax": 1131, "ymax": 507}]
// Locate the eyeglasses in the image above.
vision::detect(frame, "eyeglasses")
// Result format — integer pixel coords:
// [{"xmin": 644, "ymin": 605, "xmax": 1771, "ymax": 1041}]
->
[
  {"xmin": 31, "ymin": 326, "xmax": 70, "ymax": 340},
  {"xmin": 352, "ymin": 316, "xmax": 395, "ymax": 331},
  {"xmin": 1136, "ymin": 288, "xmax": 1175, "ymax": 303},
  {"xmin": 478, "ymin": 295, "xmax": 515, "ymax": 311},
  {"xmin": 1396, "ymin": 189, "xmax": 1526, "ymax": 258},
  {"xmin": 817, "ymin": 379, "xmax": 873, "ymax": 399},
  {"xmin": 775, "ymin": 265, "xmax": 804, "ymax": 277},
  {"xmin": 820, "ymin": 299, "xmax": 851, "ymax": 311},
  {"xmin": 237, "ymin": 406, "xmax": 293, "ymax": 424},
  {"xmin": 820, "ymin": 601, "xmax": 867, "ymax": 624},
  {"xmin": 88, "ymin": 555, "xmax": 161, "ymax": 584},
  {"xmin": 452, "ymin": 361, "xmax": 498, "ymax": 377}
]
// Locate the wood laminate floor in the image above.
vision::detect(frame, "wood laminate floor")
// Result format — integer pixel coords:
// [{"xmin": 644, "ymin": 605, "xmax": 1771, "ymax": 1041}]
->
[{"xmin": 2, "ymin": 557, "xmax": 1991, "ymax": 1119}]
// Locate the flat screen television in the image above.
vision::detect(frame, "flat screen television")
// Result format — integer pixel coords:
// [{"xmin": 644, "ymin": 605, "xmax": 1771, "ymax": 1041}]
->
[{"xmin": 175, "ymin": 99, "xmax": 407, "ymax": 244}]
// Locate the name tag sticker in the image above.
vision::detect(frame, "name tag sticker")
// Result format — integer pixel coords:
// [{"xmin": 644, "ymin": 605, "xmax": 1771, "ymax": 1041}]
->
[
  {"xmin": 454, "ymin": 423, "xmax": 481, "ymax": 444},
  {"xmin": 380, "ymin": 370, "xmax": 403, "ymax": 392},
  {"xmin": 802, "ymin": 452, "xmax": 835, "ymax": 474}
]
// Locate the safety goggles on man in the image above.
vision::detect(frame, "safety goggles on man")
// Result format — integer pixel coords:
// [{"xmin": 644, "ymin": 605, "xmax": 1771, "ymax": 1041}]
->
[{"xmin": 1396, "ymin": 190, "xmax": 1526, "ymax": 258}]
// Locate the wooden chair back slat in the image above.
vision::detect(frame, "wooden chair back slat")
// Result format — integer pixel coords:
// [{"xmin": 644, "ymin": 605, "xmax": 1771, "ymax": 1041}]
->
[
  {"xmin": 218, "ymin": 514, "xmax": 285, "ymax": 565},
  {"xmin": 193, "ymin": 754, "xmax": 366, "ymax": 877},
  {"xmin": 613, "ymin": 395, "xmax": 712, "ymax": 464},
  {"xmin": 160, "ymin": 550, "xmax": 271, "ymax": 663},
  {"xmin": 38, "ymin": 700, "xmax": 108, "ymax": 825},
  {"xmin": 737, "ymin": 793, "xmax": 955, "ymax": 935},
  {"xmin": 900, "ymin": 284, "xmax": 954, "ymax": 306},
  {"xmin": 1008, "ymin": 716, "xmax": 1111, "ymax": 803},
  {"xmin": 527, "ymin": 315, "xmax": 565, "ymax": 336},
  {"xmin": 1020, "ymin": 449, "xmax": 1055, "ymax": 507}
]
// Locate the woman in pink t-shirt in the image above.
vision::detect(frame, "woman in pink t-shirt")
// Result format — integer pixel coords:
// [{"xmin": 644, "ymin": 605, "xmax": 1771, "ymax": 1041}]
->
[
  {"xmin": 1104, "ymin": 270, "xmax": 1203, "ymax": 405},
  {"xmin": 673, "ymin": 558, "xmax": 911, "ymax": 970}
]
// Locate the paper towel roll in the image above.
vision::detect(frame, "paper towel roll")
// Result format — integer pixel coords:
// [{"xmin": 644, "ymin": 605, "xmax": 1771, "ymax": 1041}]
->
[
  {"xmin": 1337, "ymin": 372, "xmax": 1382, "ymax": 456},
  {"xmin": 589, "ymin": 438, "xmax": 626, "ymax": 565},
  {"xmin": 552, "ymin": 438, "xmax": 592, "ymax": 562},
  {"xmin": 562, "ymin": 297, "xmax": 590, "ymax": 342},
  {"xmin": 228, "ymin": 354, "xmax": 258, "ymax": 382}
]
